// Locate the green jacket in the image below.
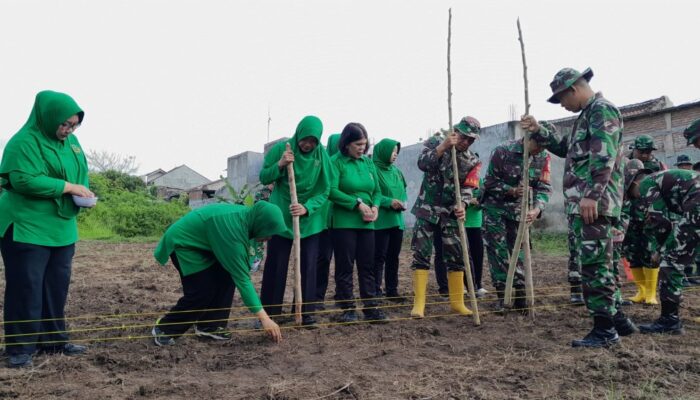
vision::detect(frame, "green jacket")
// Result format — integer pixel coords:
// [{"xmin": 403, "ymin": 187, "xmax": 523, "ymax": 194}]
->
[
  {"xmin": 372, "ymin": 138, "xmax": 407, "ymax": 230},
  {"xmin": 329, "ymin": 152, "xmax": 382, "ymax": 230},
  {"xmin": 465, "ymin": 179, "xmax": 483, "ymax": 228},
  {"xmin": 0, "ymin": 91, "xmax": 89, "ymax": 246},
  {"xmin": 322, "ymin": 134, "xmax": 341, "ymax": 229},
  {"xmin": 259, "ymin": 116, "xmax": 331, "ymax": 239},
  {"xmin": 154, "ymin": 202, "xmax": 286, "ymax": 313}
]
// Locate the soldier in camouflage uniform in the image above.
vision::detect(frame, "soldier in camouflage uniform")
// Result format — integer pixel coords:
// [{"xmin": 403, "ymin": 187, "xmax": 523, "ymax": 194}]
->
[
  {"xmin": 672, "ymin": 155, "xmax": 700, "ymax": 285},
  {"xmin": 522, "ymin": 67, "xmax": 636, "ymax": 348},
  {"xmin": 674, "ymin": 154, "xmax": 693, "ymax": 171},
  {"xmin": 626, "ymin": 169, "xmax": 700, "ymax": 334},
  {"xmin": 410, "ymin": 116, "xmax": 481, "ymax": 318},
  {"xmin": 481, "ymin": 132, "xmax": 552, "ymax": 313},
  {"xmin": 684, "ymin": 119, "xmax": 700, "ymax": 150},
  {"xmin": 629, "ymin": 135, "xmax": 667, "ymax": 172}
]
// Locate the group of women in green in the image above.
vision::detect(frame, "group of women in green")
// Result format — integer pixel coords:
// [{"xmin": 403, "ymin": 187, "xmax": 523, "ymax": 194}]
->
[{"xmin": 0, "ymin": 92, "xmax": 435, "ymax": 368}]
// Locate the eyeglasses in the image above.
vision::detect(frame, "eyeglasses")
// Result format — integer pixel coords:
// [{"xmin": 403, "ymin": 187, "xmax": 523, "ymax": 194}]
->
[{"xmin": 59, "ymin": 121, "xmax": 81, "ymax": 131}]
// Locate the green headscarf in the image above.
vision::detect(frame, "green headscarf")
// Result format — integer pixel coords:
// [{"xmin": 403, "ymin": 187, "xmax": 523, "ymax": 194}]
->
[
  {"xmin": 287, "ymin": 116, "xmax": 326, "ymax": 201},
  {"xmin": 247, "ymin": 201, "xmax": 286, "ymax": 239},
  {"xmin": 0, "ymin": 90, "xmax": 88, "ymax": 219},
  {"xmin": 372, "ymin": 138, "xmax": 406, "ymax": 199},
  {"xmin": 326, "ymin": 133, "xmax": 341, "ymax": 157}
]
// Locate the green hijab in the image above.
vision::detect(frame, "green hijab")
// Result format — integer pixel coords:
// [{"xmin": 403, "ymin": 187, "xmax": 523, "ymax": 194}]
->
[
  {"xmin": 247, "ymin": 201, "xmax": 286, "ymax": 239},
  {"xmin": 287, "ymin": 116, "xmax": 327, "ymax": 201},
  {"xmin": 372, "ymin": 138, "xmax": 406, "ymax": 198},
  {"xmin": 326, "ymin": 133, "xmax": 341, "ymax": 157},
  {"xmin": 0, "ymin": 90, "xmax": 88, "ymax": 219}
]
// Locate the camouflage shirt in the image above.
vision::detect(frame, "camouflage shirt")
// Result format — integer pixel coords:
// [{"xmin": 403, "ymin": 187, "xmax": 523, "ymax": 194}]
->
[
  {"xmin": 536, "ymin": 92, "xmax": 624, "ymax": 217},
  {"xmin": 411, "ymin": 135, "xmax": 480, "ymax": 225},
  {"xmin": 627, "ymin": 153, "xmax": 667, "ymax": 173},
  {"xmin": 482, "ymin": 139, "xmax": 552, "ymax": 219},
  {"xmin": 639, "ymin": 169, "xmax": 700, "ymax": 252}
]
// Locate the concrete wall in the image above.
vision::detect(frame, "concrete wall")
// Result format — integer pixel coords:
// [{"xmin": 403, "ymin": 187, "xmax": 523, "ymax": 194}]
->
[{"xmin": 226, "ymin": 151, "xmax": 264, "ymax": 192}]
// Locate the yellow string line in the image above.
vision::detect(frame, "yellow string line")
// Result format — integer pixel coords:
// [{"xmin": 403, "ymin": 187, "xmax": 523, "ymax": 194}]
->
[
  {"xmin": 3, "ymin": 287, "xmax": 699, "ymax": 342},
  {"xmin": 3, "ymin": 274, "xmax": 692, "ymax": 326},
  {"xmin": 1, "ymin": 301, "xmax": 589, "ymax": 348}
]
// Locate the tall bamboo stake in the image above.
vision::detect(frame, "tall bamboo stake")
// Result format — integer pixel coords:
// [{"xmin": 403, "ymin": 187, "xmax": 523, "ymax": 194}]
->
[
  {"xmin": 504, "ymin": 18, "xmax": 535, "ymax": 319},
  {"xmin": 447, "ymin": 8, "xmax": 480, "ymax": 326},
  {"xmin": 286, "ymin": 143, "xmax": 303, "ymax": 325}
]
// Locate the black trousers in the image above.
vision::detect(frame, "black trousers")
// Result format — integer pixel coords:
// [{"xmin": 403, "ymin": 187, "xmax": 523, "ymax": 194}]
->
[
  {"xmin": 332, "ymin": 228, "xmax": 377, "ymax": 309},
  {"xmin": 260, "ymin": 234, "xmax": 319, "ymax": 316},
  {"xmin": 159, "ymin": 254, "xmax": 235, "ymax": 335},
  {"xmin": 373, "ymin": 227, "xmax": 404, "ymax": 296},
  {"xmin": 315, "ymin": 229, "xmax": 334, "ymax": 302},
  {"xmin": 1, "ymin": 225, "xmax": 74, "ymax": 355},
  {"xmin": 434, "ymin": 226, "xmax": 483, "ymax": 291}
]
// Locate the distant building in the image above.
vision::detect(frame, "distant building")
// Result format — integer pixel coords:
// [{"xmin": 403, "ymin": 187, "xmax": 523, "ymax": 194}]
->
[
  {"xmin": 187, "ymin": 178, "xmax": 227, "ymax": 208},
  {"xmin": 142, "ymin": 165, "xmax": 211, "ymax": 200}
]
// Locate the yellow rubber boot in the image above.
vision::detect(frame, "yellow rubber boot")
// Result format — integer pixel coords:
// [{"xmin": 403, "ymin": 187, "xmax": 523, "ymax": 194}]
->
[
  {"xmin": 410, "ymin": 269, "xmax": 429, "ymax": 318},
  {"xmin": 628, "ymin": 268, "xmax": 646, "ymax": 303},
  {"xmin": 643, "ymin": 267, "xmax": 659, "ymax": 305},
  {"xmin": 447, "ymin": 271, "xmax": 473, "ymax": 316}
]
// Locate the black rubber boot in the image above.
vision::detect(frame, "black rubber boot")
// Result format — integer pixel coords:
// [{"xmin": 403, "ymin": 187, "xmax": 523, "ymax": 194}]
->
[
  {"xmin": 571, "ymin": 316, "xmax": 620, "ymax": 348},
  {"xmin": 570, "ymin": 285, "xmax": 584, "ymax": 306},
  {"xmin": 639, "ymin": 301, "xmax": 684, "ymax": 335},
  {"xmin": 613, "ymin": 310, "xmax": 639, "ymax": 336},
  {"xmin": 512, "ymin": 287, "xmax": 529, "ymax": 316}
]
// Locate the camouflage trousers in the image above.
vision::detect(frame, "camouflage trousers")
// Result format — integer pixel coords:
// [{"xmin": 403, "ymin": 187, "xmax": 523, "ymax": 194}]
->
[
  {"xmin": 657, "ymin": 213, "xmax": 700, "ymax": 304},
  {"xmin": 568, "ymin": 214, "xmax": 617, "ymax": 318},
  {"xmin": 622, "ymin": 223, "xmax": 654, "ymax": 268},
  {"xmin": 411, "ymin": 218, "xmax": 465, "ymax": 272},
  {"xmin": 482, "ymin": 206, "xmax": 524, "ymax": 290},
  {"xmin": 567, "ymin": 224, "xmax": 581, "ymax": 284},
  {"xmin": 611, "ymin": 241, "xmax": 624, "ymax": 308}
]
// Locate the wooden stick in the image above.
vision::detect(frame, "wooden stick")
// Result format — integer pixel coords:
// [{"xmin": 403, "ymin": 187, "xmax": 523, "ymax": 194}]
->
[
  {"xmin": 447, "ymin": 8, "xmax": 480, "ymax": 326},
  {"xmin": 504, "ymin": 18, "xmax": 535, "ymax": 319},
  {"xmin": 286, "ymin": 143, "xmax": 303, "ymax": 326}
]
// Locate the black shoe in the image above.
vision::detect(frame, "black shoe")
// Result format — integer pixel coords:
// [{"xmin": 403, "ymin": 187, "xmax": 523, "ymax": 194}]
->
[
  {"xmin": 363, "ymin": 308, "xmax": 388, "ymax": 323},
  {"xmin": 336, "ymin": 310, "xmax": 358, "ymax": 323},
  {"xmin": 39, "ymin": 343, "xmax": 88, "ymax": 356},
  {"xmin": 315, "ymin": 303, "xmax": 326, "ymax": 311},
  {"xmin": 570, "ymin": 285, "xmax": 585, "ymax": 306},
  {"xmin": 494, "ymin": 287, "xmax": 505, "ymax": 315},
  {"xmin": 385, "ymin": 292, "xmax": 406, "ymax": 303},
  {"xmin": 619, "ymin": 299, "xmax": 633, "ymax": 306},
  {"xmin": 512, "ymin": 288, "xmax": 529, "ymax": 316},
  {"xmin": 571, "ymin": 317, "xmax": 620, "ymax": 348},
  {"xmin": 688, "ymin": 277, "xmax": 700, "ymax": 286},
  {"xmin": 6, "ymin": 353, "xmax": 32, "ymax": 369},
  {"xmin": 301, "ymin": 315, "xmax": 318, "ymax": 328},
  {"xmin": 152, "ymin": 318, "xmax": 176, "ymax": 346},
  {"xmin": 639, "ymin": 301, "xmax": 684, "ymax": 335},
  {"xmin": 613, "ymin": 312, "xmax": 639, "ymax": 336}
]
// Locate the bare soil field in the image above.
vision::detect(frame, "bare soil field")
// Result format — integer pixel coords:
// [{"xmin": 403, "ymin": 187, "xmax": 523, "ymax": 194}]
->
[{"xmin": 0, "ymin": 241, "xmax": 699, "ymax": 400}]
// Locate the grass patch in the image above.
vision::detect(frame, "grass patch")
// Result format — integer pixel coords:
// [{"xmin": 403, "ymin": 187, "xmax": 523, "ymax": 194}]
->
[{"xmin": 531, "ymin": 231, "xmax": 568, "ymax": 256}]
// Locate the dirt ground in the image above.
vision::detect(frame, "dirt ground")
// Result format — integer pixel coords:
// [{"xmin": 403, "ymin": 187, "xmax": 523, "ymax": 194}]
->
[{"xmin": 0, "ymin": 241, "xmax": 699, "ymax": 400}]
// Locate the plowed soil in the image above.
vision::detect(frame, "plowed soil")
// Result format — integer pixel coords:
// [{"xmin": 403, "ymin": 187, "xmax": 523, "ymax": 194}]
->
[{"xmin": 1, "ymin": 241, "xmax": 699, "ymax": 399}]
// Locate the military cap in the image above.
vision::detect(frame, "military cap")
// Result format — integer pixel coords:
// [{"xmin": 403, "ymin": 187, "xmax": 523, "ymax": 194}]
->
[
  {"xmin": 623, "ymin": 159, "xmax": 652, "ymax": 192},
  {"xmin": 631, "ymin": 134, "xmax": 657, "ymax": 151},
  {"xmin": 675, "ymin": 154, "xmax": 693, "ymax": 167},
  {"xmin": 684, "ymin": 119, "xmax": 700, "ymax": 146},
  {"xmin": 453, "ymin": 116, "xmax": 481, "ymax": 138},
  {"xmin": 547, "ymin": 67, "xmax": 594, "ymax": 104}
]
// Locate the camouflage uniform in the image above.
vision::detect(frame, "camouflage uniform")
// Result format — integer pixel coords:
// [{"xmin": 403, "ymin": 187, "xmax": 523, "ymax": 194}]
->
[
  {"xmin": 638, "ymin": 170, "xmax": 700, "ymax": 304},
  {"xmin": 629, "ymin": 134, "xmax": 667, "ymax": 173},
  {"xmin": 535, "ymin": 80, "xmax": 624, "ymax": 318},
  {"xmin": 411, "ymin": 117, "xmax": 481, "ymax": 272},
  {"xmin": 482, "ymin": 138, "xmax": 552, "ymax": 291}
]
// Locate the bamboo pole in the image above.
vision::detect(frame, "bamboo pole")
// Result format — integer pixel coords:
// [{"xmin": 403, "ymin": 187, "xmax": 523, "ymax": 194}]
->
[
  {"xmin": 504, "ymin": 18, "xmax": 535, "ymax": 319},
  {"xmin": 447, "ymin": 8, "xmax": 480, "ymax": 326},
  {"xmin": 286, "ymin": 143, "xmax": 303, "ymax": 326}
]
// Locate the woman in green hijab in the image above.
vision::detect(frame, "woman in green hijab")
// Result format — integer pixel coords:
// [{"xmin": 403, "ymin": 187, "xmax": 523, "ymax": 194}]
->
[
  {"xmin": 0, "ymin": 91, "xmax": 93, "ymax": 368},
  {"xmin": 152, "ymin": 201, "xmax": 286, "ymax": 345},
  {"xmin": 372, "ymin": 138, "xmax": 408, "ymax": 301},
  {"xmin": 258, "ymin": 116, "xmax": 331, "ymax": 326},
  {"xmin": 315, "ymin": 133, "xmax": 341, "ymax": 308}
]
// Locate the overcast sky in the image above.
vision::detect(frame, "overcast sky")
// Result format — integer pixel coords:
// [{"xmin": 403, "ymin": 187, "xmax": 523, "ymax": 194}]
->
[{"xmin": 1, "ymin": 0, "xmax": 698, "ymax": 180}]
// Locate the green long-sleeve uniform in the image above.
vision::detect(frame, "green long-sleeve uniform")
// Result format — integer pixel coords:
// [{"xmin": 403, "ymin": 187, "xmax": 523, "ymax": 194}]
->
[
  {"xmin": 329, "ymin": 153, "xmax": 382, "ymax": 229},
  {"xmin": 153, "ymin": 202, "xmax": 286, "ymax": 313},
  {"xmin": 372, "ymin": 138, "xmax": 407, "ymax": 230},
  {"xmin": 0, "ymin": 91, "xmax": 89, "ymax": 246}
]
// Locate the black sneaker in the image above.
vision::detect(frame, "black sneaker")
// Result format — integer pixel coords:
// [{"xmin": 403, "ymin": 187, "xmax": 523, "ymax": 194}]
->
[
  {"xmin": 363, "ymin": 308, "xmax": 388, "ymax": 323},
  {"xmin": 152, "ymin": 318, "xmax": 176, "ymax": 346},
  {"xmin": 6, "ymin": 353, "xmax": 32, "ymax": 369},
  {"xmin": 39, "ymin": 343, "xmax": 87, "ymax": 356},
  {"xmin": 194, "ymin": 325, "xmax": 232, "ymax": 341}
]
